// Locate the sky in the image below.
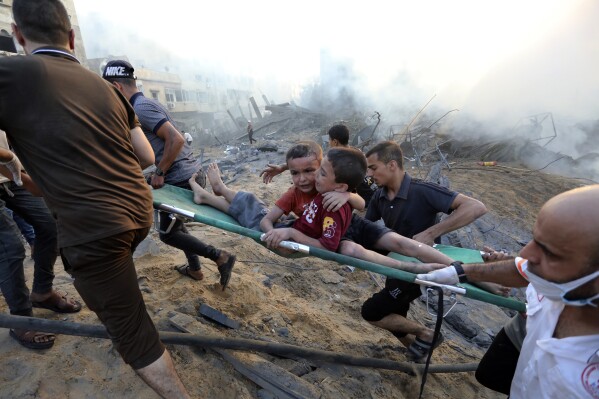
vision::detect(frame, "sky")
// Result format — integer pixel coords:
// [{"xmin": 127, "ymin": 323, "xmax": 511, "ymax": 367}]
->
[{"xmin": 74, "ymin": 0, "xmax": 598, "ymax": 154}]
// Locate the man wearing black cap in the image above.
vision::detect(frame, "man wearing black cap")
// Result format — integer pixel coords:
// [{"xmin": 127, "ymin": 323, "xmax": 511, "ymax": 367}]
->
[
  {"xmin": 103, "ymin": 60, "xmax": 236, "ymax": 287},
  {"xmin": 0, "ymin": 1, "xmax": 190, "ymax": 397}
]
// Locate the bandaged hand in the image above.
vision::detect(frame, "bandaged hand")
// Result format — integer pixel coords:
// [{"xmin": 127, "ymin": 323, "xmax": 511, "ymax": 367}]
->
[
  {"xmin": 0, "ymin": 152, "xmax": 23, "ymax": 186},
  {"xmin": 416, "ymin": 266, "xmax": 459, "ymax": 285},
  {"xmin": 416, "ymin": 266, "xmax": 460, "ymax": 296}
]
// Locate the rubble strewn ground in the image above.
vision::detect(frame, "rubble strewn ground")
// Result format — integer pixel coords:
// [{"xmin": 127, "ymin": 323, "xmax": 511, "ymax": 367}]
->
[{"xmin": 0, "ymin": 112, "xmax": 592, "ymax": 398}]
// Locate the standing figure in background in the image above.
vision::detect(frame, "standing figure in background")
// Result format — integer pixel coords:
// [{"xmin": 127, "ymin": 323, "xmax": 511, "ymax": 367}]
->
[
  {"xmin": 182, "ymin": 131, "xmax": 193, "ymax": 146},
  {"xmin": 247, "ymin": 120, "xmax": 256, "ymax": 144}
]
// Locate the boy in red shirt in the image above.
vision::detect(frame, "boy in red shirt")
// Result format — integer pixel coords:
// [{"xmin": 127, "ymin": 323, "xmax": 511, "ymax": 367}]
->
[
  {"xmin": 261, "ymin": 147, "xmax": 367, "ymax": 252},
  {"xmin": 189, "ymin": 141, "xmax": 365, "ymax": 232}
]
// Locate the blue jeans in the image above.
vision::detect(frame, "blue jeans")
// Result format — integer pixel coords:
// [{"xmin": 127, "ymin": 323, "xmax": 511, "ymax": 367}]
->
[
  {"xmin": 0, "ymin": 198, "xmax": 31, "ymax": 316},
  {"xmin": 6, "ymin": 207, "xmax": 36, "ymax": 245},
  {"xmin": 0, "ymin": 183, "xmax": 58, "ymax": 302}
]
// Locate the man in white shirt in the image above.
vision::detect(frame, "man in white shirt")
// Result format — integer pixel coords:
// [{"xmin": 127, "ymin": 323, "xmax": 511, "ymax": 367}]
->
[{"xmin": 417, "ymin": 185, "xmax": 599, "ymax": 398}]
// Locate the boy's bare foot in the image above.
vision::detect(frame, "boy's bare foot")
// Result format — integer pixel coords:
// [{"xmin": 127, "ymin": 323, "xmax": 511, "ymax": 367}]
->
[
  {"xmin": 189, "ymin": 173, "xmax": 211, "ymax": 204},
  {"xmin": 207, "ymin": 163, "xmax": 226, "ymax": 197}
]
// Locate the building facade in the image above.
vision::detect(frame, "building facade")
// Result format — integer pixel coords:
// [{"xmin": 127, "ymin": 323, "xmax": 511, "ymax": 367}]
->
[{"xmin": 0, "ymin": 0, "xmax": 86, "ymax": 60}]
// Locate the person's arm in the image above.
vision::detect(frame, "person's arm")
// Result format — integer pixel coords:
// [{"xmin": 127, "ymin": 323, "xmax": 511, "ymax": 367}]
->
[
  {"xmin": 260, "ymin": 163, "xmax": 288, "ymax": 184},
  {"xmin": 388, "ymin": 235, "xmax": 454, "ymax": 265},
  {"xmin": 151, "ymin": 121, "xmax": 184, "ymax": 189},
  {"xmin": 130, "ymin": 126, "xmax": 155, "ymax": 169},
  {"xmin": 20, "ymin": 174, "xmax": 43, "ymax": 196},
  {"xmin": 322, "ymin": 191, "xmax": 365, "ymax": 212},
  {"xmin": 260, "ymin": 205, "xmax": 286, "ymax": 233},
  {"xmin": 0, "ymin": 148, "xmax": 23, "ymax": 186},
  {"xmin": 413, "ymin": 193, "xmax": 487, "ymax": 245},
  {"xmin": 417, "ymin": 258, "xmax": 528, "ymax": 288},
  {"xmin": 261, "ymin": 226, "xmax": 322, "ymax": 251}
]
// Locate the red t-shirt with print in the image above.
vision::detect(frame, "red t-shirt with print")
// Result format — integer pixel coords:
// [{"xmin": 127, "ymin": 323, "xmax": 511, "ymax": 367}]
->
[
  {"xmin": 275, "ymin": 186, "xmax": 316, "ymax": 216},
  {"xmin": 292, "ymin": 193, "xmax": 352, "ymax": 252}
]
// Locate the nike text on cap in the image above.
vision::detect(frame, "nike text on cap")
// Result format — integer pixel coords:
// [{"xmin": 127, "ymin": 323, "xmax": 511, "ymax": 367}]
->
[{"xmin": 102, "ymin": 60, "xmax": 136, "ymax": 80}]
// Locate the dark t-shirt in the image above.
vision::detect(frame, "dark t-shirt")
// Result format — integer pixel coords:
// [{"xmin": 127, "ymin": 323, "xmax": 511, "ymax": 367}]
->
[
  {"xmin": 356, "ymin": 175, "xmax": 378, "ymax": 207},
  {"xmin": 130, "ymin": 92, "xmax": 199, "ymax": 185},
  {"xmin": 0, "ymin": 48, "xmax": 153, "ymax": 247},
  {"xmin": 365, "ymin": 173, "xmax": 457, "ymax": 239}
]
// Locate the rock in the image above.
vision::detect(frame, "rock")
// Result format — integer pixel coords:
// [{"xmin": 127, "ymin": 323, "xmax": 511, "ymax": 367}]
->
[
  {"xmin": 275, "ymin": 327, "xmax": 289, "ymax": 337},
  {"xmin": 257, "ymin": 142, "xmax": 278, "ymax": 152},
  {"xmin": 262, "ymin": 277, "xmax": 273, "ymax": 289},
  {"xmin": 471, "ymin": 332, "xmax": 493, "ymax": 347},
  {"xmin": 316, "ymin": 269, "xmax": 344, "ymax": 284}
]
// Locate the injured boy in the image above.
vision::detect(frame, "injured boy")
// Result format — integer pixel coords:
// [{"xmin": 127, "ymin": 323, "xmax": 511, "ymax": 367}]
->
[
  {"xmin": 260, "ymin": 146, "xmax": 367, "ymax": 252},
  {"xmin": 189, "ymin": 141, "xmax": 365, "ymax": 233}
]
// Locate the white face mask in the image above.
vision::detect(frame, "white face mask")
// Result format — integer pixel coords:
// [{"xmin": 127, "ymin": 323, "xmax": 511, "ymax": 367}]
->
[{"xmin": 522, "ymin": 261, "xmax": 599, "ymax": 307}]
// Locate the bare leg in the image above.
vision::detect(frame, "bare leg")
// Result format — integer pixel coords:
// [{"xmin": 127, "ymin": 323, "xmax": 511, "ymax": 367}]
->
[
  {"xmin": 136, "ymin": 350, "xmax": 191, "ymax": 399},
  {"xmin": 471, "ymin": 281, "xmax": 511, "ymax": 296},
  {"xmin": 375, "ymin": 233, "xmax": 453, "ymax": 265},
  {"xmin": 189, "ymin": 173, "xmax": 231, "ymax": 213},
  {"xmin": 370, "ymin": 314, "xmax": 433, "ymax": 348},
  {"xmin": 206, "ymin": 163, "xmax": 238, "ymax": 203},
  {"xmin": 339, "ymin": 241, "xmax": 444, "ymax": 274}
]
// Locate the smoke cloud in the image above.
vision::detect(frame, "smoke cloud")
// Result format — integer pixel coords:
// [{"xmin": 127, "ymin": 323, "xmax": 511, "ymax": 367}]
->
[{"xmin": 74, "ymin": 0, "xmax": 598, "ymax": 162}]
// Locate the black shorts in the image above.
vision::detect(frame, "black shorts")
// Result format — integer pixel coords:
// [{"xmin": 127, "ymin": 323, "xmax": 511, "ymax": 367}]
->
[
  {"xmin": 342, "ymin": 214, "xmax": 392, "ymax": 250},
  {"xmin": 361, "ymin": 278, "xmax": 422, "ymax": 337}
]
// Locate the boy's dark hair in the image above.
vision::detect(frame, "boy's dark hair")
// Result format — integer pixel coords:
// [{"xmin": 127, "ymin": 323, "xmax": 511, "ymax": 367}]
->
[
  {"xmin": 328, "ymin": 124, "xmax": 350, "ymax": 146},
  {"xmin": 286, "ymin": 140, "xmax": 323, "ymax": 162},
  {"xmin": 366, "ymin": 141, "xmax": 404, "ymax": 169},
  {"xmin": 13, "ymin": 0, "xmax": 71, "ymax": 46},
  {"xmin": 327, "ymin": 147, "xmax": 367, "ymax": 191}
]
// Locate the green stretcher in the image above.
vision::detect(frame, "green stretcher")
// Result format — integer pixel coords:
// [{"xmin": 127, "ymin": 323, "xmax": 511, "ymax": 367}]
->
[{"xmin": 152, "ymin": 184, "xmax": 526, "ymax": 312}]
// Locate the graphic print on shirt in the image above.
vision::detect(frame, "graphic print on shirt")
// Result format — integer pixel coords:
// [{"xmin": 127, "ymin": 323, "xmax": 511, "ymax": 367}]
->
[
  {"xmin": 303, "ymin": 201, "xmax": 318, "ymax": 224},
  {"xmin": 582, "ymin": 362, "xmax": 599, "ymax": 398},
  {"xmin": 322, "ymin": 216, "xmax": 337, "ymax": 239}
]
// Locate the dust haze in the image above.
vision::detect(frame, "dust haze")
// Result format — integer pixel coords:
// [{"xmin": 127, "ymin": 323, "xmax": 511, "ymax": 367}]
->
[{"xmin": 75, "ymin": 0, "xmax": 598, "ymax": 163}]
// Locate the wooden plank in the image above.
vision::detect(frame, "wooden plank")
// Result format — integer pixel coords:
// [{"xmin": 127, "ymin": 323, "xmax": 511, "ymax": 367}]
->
[
  {"xmin": 199, "ymin": 303, "xmax": 240, "ymax": 329},
  {"xmin": 170, "ymin": 312, "xmax": 322, "ymax": 399}
]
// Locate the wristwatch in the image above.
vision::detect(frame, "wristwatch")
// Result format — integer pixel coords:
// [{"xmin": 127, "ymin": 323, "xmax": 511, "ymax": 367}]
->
[
  {"xmin": 451, "ymin": 261, "xmax": 468, "ymax": 283},
  {"xmin": 155, "ymin": 166, "xmax": 165, "ymax": 177}
]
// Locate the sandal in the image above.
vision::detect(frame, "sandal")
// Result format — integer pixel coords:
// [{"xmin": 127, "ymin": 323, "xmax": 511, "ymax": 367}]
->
[
  {"xmin": 174, "ymin": 264, "xmax": 204, "ymax": 281},
  {"xmin": 10, "ymin": 329, "xmax": 55, "ymax": 350},
  {"xmin": 407, "ymin": 333, "xmax": 445, "ymax": 363},
  {"xmin": 31, "ymin": 290, "xmax": 82, "ymax": 314},
  {"xmin": 217, "ymin": 252, "xmax": 236, "ymax": 291}
]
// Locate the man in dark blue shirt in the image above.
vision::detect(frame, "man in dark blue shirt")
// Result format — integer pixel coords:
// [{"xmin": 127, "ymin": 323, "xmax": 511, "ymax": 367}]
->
[{"xmin": 361, "ymin": 141, "xmax": 487, "ymax": 362}]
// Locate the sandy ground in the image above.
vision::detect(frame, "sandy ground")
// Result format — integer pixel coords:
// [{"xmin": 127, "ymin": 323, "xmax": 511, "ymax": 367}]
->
[{"xmin": 0, "ymin": 134, "xmax": 589, "ymax": 399}]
